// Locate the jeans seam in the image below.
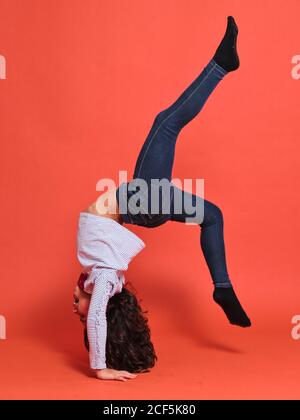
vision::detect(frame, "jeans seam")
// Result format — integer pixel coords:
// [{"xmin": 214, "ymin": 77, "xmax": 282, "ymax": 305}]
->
[
  {"xmin": 135, "ymin": 61, "xmax": 218, "ymax": 179},
  {"xmin": 214, "ymin": 282, "xmax": 232, "ymax": 288}
]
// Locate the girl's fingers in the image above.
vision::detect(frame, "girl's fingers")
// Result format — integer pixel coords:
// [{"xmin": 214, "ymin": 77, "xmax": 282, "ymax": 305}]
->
[
  {"xmin": 121, "ymin": 371, "xmax": 137, "ymax": 378},
  {"xmin": 117, "ymin": 377, "xmax": 127, "ymax": 381},
  {"xmin": 115, "ymin": 371, "xmax": 137, "ymax": 381}
]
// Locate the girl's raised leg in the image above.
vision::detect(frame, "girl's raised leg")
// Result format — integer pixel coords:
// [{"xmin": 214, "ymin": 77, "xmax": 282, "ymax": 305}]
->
[{"xmin": 132, "ymin": 16, "xmax": 239, "ymax": 183}]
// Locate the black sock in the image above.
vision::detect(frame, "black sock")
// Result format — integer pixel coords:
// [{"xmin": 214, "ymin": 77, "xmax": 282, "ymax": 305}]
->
[
  {"xmin": 213, "ymin": 16, "xmax": 240, "ymax": 72},
  {"xmin": 213, "ymin": 286, "xmax": 251, "ymax": 328}
]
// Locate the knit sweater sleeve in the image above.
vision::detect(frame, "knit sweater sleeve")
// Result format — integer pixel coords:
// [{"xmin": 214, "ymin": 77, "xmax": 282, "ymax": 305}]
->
[{"xmin": 86, "ymin": 268, "xmax": 118, "ymax": 370}]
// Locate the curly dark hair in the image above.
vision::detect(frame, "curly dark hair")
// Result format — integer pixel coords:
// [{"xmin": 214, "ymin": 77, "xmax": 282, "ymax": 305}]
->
[{"xmin": 83, "ymin": 282, "xmax": 157, "ymax": 373}]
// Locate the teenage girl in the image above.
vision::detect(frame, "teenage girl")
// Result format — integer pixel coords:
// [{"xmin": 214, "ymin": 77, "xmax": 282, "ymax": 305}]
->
[{"xmin": 74, "ymin": 16, "xmax": 251, "ymax": 382}]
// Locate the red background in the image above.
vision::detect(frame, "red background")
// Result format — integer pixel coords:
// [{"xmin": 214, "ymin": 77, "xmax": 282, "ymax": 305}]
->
[{"xmin": 0, "ymin": 0, "xmax": 300, "ymax": 399}]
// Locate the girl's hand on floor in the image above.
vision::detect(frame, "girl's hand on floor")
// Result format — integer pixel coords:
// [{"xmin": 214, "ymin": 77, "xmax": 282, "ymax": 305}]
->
[{"xmin": 95, "ymin": 368, "xmax": 137, "ymax": 381}]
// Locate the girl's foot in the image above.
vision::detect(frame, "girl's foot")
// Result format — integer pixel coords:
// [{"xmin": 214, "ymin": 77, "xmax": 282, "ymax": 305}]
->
[
  {"xmin": 213, "ymin": 286, "xmax": 251, "ymax": 327},
  {"xmin": 213, "ymin": 16, "xmax": 240, "ymax": 72}
]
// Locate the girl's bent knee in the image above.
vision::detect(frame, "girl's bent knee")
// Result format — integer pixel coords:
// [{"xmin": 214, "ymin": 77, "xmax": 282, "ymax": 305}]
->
[
  {"xmin": 154, "ymin": 109, "xmax": 169, "ymax": 124},
  {"xmin": 202, "ymin": 201, "xmax": 224, "ymax": 226}
]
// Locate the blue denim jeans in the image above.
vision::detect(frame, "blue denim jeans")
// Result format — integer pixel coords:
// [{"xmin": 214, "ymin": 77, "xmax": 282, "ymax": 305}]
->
[{"xmin": 116, "ymin": 58, "xmax": 231, "ymax": 287}]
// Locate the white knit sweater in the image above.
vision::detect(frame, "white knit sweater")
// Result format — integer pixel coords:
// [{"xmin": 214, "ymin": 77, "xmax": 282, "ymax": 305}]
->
[{"xmin": 77, "ymin": 212, "xmax": 146, "ymax": 369}]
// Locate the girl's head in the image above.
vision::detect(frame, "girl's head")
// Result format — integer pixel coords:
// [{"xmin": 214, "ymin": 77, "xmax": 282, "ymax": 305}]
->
[
  {"xmin": 73, "ymin": 284, "xmax": 90, "ymax": 324},
  {"xmin": 82, "ymin": 283, "xmax": 157, "ymax": 373}
]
